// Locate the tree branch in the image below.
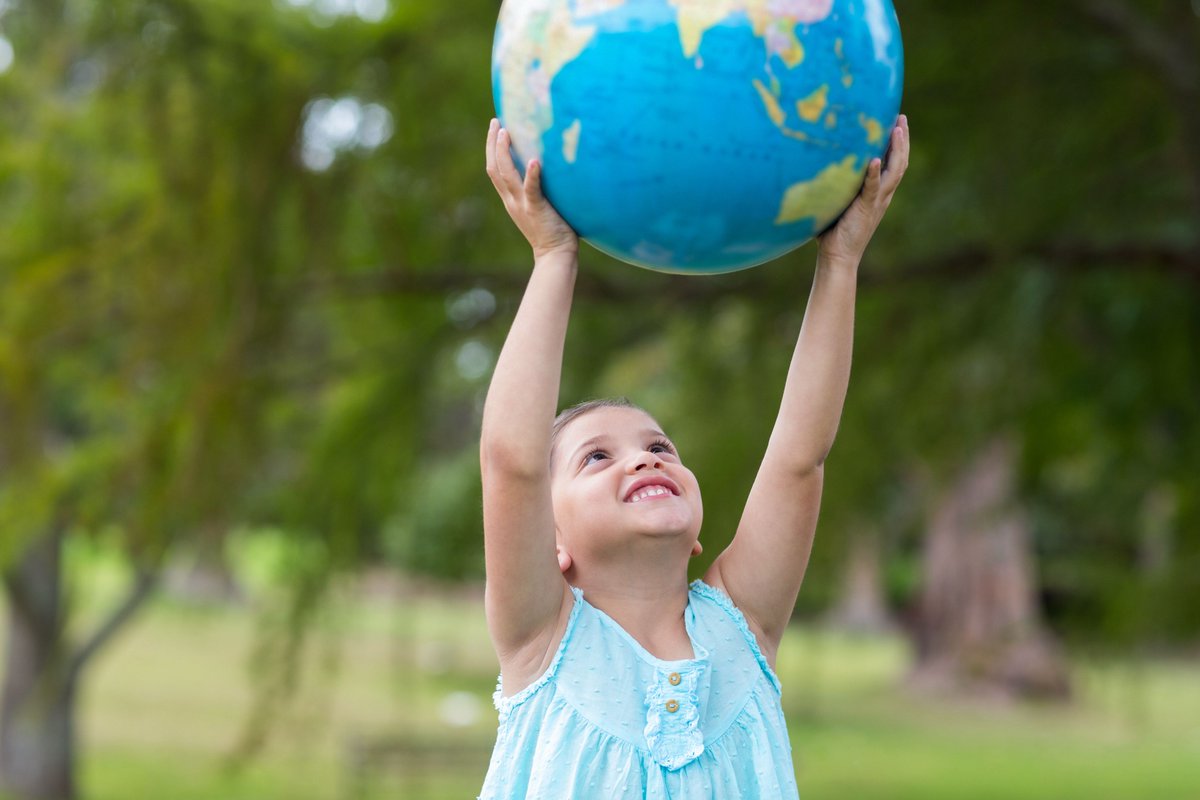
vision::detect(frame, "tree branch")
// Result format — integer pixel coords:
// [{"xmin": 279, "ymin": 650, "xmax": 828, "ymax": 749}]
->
[
  {"xmin": 1, "ymin": 535, "xmax": 63, "ymax": 640},
  {"xmin": 1074, "ymin": 0, "xmax": 1200, "ymax": 220},
  {"xmin": 290, "ymin": 241, "xmax": 1200, "ymax": 305},
  {"xmin": 1, "ymin": 570, "xmax": 39, "ymax": 629},
  {"xmin": 1075, "ymin": 0, "xmax": 1198, "ymax": 93},
  {"xmin": 860, "ymin": 241, "xmax": 1200, "ymax": 289},
  {"xmin": 67, "ymin": 568, "xmax": 158, "ymax": 683}
]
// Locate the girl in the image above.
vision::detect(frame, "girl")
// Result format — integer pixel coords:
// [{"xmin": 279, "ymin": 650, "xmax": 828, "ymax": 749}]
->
[{"xmin": 479, "ymin": 115, "xmax": 909, "ymax": 798}]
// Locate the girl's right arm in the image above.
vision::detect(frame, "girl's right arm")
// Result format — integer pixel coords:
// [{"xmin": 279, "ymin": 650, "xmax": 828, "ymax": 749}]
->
[{"xmin": 480, "ymin": 120, "xmax": 577, "ymax": 677}]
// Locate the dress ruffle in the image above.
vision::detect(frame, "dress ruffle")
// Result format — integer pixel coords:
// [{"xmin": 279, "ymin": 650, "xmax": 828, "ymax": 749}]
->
[{"xmin": 644, "ymin": 663, "xmax": 706, "ymax": 769}]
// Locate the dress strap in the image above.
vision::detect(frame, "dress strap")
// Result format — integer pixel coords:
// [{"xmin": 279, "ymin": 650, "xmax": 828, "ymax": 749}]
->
[{"xmin": 689, "ymin": 579, "xmax": 782, "ymax": 693}]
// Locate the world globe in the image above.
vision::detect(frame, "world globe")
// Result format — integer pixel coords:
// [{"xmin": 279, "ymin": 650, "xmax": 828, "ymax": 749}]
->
[{"xmin": 492, "ymin": 0, "xmax": 904, "ymax": 274}]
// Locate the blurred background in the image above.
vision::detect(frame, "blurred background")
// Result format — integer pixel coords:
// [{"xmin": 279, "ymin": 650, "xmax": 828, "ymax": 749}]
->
[{"xmin": 1, "ymin": 0, "xmax": 1198, "ymax": 798}]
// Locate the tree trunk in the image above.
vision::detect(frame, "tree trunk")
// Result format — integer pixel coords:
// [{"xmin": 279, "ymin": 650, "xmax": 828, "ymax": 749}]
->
[
  {"xmin": 1, "ymin": 532, "xmax": 156, "ymax": 800},
  {"xmin": 163, "ymin": 533, "xmax": 245, "ymax": 607},
  {"xmin": 911, "ymin": 440, "xmax": 1071, "ymax": 701},
  {"xmin": 0, "ymin": 535, "xmax": 77, "ymax": 800},
  {"xmin": 828, "ymin": 528, "xmax": 893, "ymax": 634}
]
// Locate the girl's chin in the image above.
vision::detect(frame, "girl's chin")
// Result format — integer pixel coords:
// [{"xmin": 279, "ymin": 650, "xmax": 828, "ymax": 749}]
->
[
  {"xmin": 579, "ymin": 524, "xmax": 695, "ymax": 544},
  {"xmin": 632, "ymin": 521, "xmax": 696, "ymax": 539},
  {"xmin": 626, "ymin": 508, "xmax": 698, "ymax": 534}
]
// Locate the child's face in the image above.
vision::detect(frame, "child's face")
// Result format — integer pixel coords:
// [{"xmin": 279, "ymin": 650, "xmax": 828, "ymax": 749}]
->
[{"xmin": 550, "ymin": 407, "xmax": 703, "ymax": 564}]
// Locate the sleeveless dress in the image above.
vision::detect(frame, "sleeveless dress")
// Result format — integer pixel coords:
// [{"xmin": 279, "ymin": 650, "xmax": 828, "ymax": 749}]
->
[{"xmin": 478, "ymin": 580, "xmax": 799, "ymax": 799}]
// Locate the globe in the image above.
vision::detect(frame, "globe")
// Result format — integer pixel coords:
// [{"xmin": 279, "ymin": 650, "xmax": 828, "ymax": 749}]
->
[{"xmin": 492, "ymin": 0, "xmax": 903, "ymax": 274}]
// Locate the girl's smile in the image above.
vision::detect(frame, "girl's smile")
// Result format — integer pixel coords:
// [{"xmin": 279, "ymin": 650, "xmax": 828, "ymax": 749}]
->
[{"xmin": 624, "ymin": 476, "xmax": 680, "ymax": 503}]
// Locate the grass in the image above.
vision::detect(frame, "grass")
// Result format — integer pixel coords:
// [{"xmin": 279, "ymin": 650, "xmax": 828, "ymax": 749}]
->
[
  {"xmin": 3, "ymin": 562, "xmax": 1199, "ymax": 799},
  {"xmin": 776, "ymin": 630, "xmax": 1200, "ymax": 799}
]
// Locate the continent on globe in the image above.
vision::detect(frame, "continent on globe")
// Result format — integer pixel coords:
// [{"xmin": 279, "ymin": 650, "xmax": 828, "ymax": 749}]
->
[
  {"xmin": 669, "ymin": 0, "xmax": 834, "ymax": 61},
  {"xmin": 493, "ymin": 0, "xmax": 903, "ymax": 273},
  {"xmin": 562, "ymin": 119, "xmax": 583, "ymax": 163},
  {"xmin": 775, "ymin": 154, "xmax": 858, "ymax": 225}
]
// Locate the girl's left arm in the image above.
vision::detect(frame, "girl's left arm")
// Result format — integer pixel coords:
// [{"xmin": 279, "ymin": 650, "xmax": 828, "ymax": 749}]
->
[{"xmin": 703, "ymin": 116, "xmax": 909, "ymax": 663}]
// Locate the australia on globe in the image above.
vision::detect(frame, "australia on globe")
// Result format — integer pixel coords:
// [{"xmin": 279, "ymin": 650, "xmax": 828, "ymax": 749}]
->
[{"xmin": 492, "ymin": 0, "xmax": 904, "ymax": 274}]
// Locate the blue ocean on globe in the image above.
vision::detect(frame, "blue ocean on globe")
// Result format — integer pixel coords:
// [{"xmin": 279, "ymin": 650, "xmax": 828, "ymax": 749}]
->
[{"xmin": 492, "ymin": 0, "xmax": 903, "ymax": 274}]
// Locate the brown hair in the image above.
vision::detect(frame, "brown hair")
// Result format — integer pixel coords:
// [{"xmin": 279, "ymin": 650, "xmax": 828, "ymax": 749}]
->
[{"xmin": 549, "ymin": 397, "xmax": 649, "ymax": 470}]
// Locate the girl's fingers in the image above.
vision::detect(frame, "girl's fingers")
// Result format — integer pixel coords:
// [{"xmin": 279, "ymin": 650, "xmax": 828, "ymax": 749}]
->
[
  {"xmin": 486, "ymin": 119, "xmax": 514, "ymax": 202},
  {"xmin": 524, "ymin": 159, "xmax": 546, "ymax": 203},
  {"xmin": 494, "ymin": 128, "xmax": 522, "ymax": 190},
  {"xmin": 485, "ymin": 118, "xmax": 499, "ymax": 177},
  {"xmin": 861, "ymin": 158, "xmax": 882, "ymax": 203},
  {"xmin": 881, "ymin": 115, "xmax": 909, "ymax": 193}
]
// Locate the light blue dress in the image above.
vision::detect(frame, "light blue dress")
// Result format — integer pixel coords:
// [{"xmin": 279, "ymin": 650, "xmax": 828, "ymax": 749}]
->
[{"xmin": 478, "ymin": 580, "xmax": 799, "ymax": 799}]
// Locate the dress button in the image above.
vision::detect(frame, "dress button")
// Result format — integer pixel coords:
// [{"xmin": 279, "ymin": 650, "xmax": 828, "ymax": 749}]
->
[
  {"xmin": 665, "ymin": 699, "xmax": 679, "ymax": 713},
  {"xmin": 668, "ymin": 672, "xmax": 681, "ymax": 686}
]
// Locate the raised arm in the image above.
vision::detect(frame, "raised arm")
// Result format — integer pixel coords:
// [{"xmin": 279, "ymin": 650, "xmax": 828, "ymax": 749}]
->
[
  {"xmin": 704, "ymin": 116, "xmax": 910, "ymax": 663},
  {"xmin": 480, "ymin": 120, "xmax": 578, "ymax": 673}
]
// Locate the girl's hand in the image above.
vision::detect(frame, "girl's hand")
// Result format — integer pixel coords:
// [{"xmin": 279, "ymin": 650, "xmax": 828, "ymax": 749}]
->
[
  {"xmin": 817, "ymin": 114, "xmax": 909, "ymax": 265},
  {"xmin": 485, "ymin": 119, "xmax": 579, "ymax": 260}
]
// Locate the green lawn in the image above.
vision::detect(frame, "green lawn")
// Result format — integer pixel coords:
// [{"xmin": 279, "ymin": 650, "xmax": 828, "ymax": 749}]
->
[
  {"xmin": 775, "ymin": 631, "xmax": 1200, "ymax": 799},
  {"xmin": 4, "ymin": 575, "xmax": 1198, "ymax": 799}
]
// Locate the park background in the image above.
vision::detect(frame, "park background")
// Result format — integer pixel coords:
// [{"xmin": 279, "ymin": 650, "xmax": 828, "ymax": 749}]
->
[{"xmin": 1, "ymin": 0, "xmax": 1198, "ymax": 798}]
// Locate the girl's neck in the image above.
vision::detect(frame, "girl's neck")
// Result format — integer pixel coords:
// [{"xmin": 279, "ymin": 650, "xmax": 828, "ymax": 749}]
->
[{"xmin": 566, "ymin": 563, "xmax": 694, "ymax": 661}]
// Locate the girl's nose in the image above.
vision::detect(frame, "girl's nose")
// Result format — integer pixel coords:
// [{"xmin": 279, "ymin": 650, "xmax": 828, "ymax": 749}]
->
[{"xmin": 629, "ymin": 450, "xmax": 663, "ymax": 472}]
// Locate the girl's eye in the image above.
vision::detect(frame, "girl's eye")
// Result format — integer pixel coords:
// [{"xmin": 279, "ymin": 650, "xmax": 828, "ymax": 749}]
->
[
  {"xmin": 649, "ymin": 439, "xmax": 676, "ymax": 455},
  {"xmin": 583, "ymin": 450, "xmax": 608, "ymax": 465}
]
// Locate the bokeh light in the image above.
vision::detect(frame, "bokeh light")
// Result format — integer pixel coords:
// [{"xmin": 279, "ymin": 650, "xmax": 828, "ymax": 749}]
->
[
  {"xmin": 299, "ymin": 96, "xmax": 394, "ymax": 171},
  {"xmin": 284, "ymin": 0, "xmax": 389, "ymax": 24},
  {"xmin": 0, "ymin": 35, "xmax": 13, "ymax": 75},
  {"xmin": 455, "ymin": 341, "xmax": 494, "ymax": 382}
]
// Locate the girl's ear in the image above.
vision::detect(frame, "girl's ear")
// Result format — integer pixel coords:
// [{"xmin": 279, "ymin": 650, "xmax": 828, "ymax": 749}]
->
[
  {"xmin": 690, "ymin": 541, "xmax": 703, "ymax": 557},
  {"xmin": 556, "ymin": 545, "xmax": 573, "ymax": 573}
]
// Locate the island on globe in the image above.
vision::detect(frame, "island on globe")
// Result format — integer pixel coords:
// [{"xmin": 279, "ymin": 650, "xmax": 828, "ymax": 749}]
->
[{"xmin": 492, "ymin": 0, "xmax": 903, "ymax": 274}]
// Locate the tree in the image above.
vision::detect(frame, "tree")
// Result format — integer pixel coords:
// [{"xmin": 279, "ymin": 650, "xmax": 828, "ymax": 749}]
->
[
  {"xmin": 0, "ymin": 1, "xmax": 428, "ymax": 795},
  {"xmin": 912, "ymin": 441, "xmax": 1070, "ymax": 699}
]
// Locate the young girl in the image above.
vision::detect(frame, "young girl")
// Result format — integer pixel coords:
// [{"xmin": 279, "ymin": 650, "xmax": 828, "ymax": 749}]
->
[{"xmin": 479, "ymin": 115, "xmax": 909, "ymax": 798}]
